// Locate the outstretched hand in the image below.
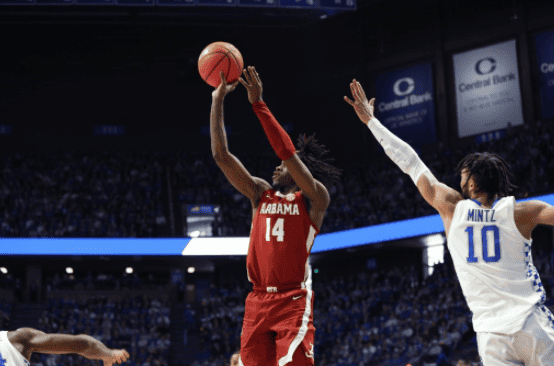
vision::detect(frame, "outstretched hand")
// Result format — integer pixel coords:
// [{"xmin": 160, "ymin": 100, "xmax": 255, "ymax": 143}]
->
[
  {"xmin": 344, "ymin": 79, "xmax": 375, "ymax": 125},
  {"xmin": 103, "ymin": 349, "xmax": 130, "ymax": 366},
  {"xmin": 238, "ymin": 66, "xmax": 263, "ymax": 104},
  {"xmin": 212, "ymin": 72, "xmax": 239, "ymax": 100}
]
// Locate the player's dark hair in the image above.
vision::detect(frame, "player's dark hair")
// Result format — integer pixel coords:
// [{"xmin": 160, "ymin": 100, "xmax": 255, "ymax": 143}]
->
[
  {"xmin": 296, "ymin": 133, "xmax": 342, "ymax": 190},
  {"xmin": 456, "ymin": 152, "xmax": 516, "ymax": 202}
]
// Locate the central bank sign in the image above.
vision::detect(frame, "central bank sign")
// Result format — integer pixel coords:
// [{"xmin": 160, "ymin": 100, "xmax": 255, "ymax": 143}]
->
[
  {"xmin": 535, "ymin": 29, "xmax": 554, "ymax": 120},
  {"xmin": 374, "ymin": 62, "xmax": 437, "ymax": 146},
  {"xmin": 453, "ymin": 40, "xmax": 524, "ymax": 138}
]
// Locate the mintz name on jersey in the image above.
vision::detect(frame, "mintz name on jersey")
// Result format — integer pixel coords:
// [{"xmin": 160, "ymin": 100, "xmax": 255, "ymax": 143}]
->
[{"xmin": 467, "ymin": 209, "xmax": 497, "ymax": 222}]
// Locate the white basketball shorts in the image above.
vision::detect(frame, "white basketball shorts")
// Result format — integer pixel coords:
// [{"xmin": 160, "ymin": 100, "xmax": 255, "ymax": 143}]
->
[{"xmin": 476, "ymin": 305, "xmax": 554, "ymax": 366}]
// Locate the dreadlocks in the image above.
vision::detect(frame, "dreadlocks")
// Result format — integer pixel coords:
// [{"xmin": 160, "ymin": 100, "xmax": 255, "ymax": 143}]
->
[
  {"xmin": 296, "ymin": 133, "xmax": 342, "ymax": 190},
  {"xmin": 456, "ymin": 152, "xmax": 517, "ymax": 202}
]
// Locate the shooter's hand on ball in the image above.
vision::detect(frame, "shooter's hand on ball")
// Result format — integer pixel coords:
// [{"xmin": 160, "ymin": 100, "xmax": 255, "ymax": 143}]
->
[
  {"xmin": 212, "ymin": 71, "xmax": 239, "ymax": 100},
  {"xmin": 238, "ymin": 66, "xmax": 263, "ymax": 104},
  {"xmin": 344, "ymin": 79, "xmax": 375, "ymax": 125}
]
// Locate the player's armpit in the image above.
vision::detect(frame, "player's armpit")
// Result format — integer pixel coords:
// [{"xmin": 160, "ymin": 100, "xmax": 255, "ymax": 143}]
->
[
  {"xmin": 214, "ymin": 152, "xmax": 271, "ymax": 203},
  {"xmin": 416, "ymin": 171, "xmax": 462, "ymax": 216}
]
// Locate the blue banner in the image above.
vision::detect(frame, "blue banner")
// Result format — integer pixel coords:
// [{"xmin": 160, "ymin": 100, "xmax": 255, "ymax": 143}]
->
[
  {"xmin": 187, "ymin": 205, "xmax": 219, "ymax": 215},
  {"xmin": 2, "ymin": 192, "xmax": 554, "ymax": 255},
  {"xmin": 198, "ymin": 0, "xmax": 235, "ymax": 5},
  {"xmin": 535, "ymin": 29, "xmax": 554, "ymax": 121},
  {"xmin": 238, "ymin": 0, "xmax": 276, "ymax": 6},
  {"xmin": 278, "ymin": 0, "xmax": 315, "ymax": 8},
  {"xmin": 374, "ymin": 63, "xmax": 437, "ymax": 146},
  {"xmin": 319, "ymin": 0, "xmax": 355, "ymax": 9}
]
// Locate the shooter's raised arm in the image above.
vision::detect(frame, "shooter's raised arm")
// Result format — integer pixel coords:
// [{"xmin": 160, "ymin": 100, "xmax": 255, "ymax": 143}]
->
[
  {"xmin": 239, "ymin": 66, "xmax": 329, "ymax": 210},
  {"xmin": 210, "ymin": 71, "xmax": 270, "ymax": 205}
]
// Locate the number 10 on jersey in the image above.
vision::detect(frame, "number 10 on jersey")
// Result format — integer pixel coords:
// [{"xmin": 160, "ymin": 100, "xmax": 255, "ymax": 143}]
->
[
  {"xmin": 465, "ymin": 225, "xmax": 501, "ymax": 263},
  {"xmin": 266, "ymin": 218, "xmax": 285, "ymax": 242}
]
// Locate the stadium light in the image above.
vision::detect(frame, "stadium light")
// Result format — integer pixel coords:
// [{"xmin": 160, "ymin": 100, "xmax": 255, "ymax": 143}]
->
[
  {"xmin": 126, "ymin": 267, "xmax": 133, "ymax": 274},
  {"xmin": 187, "ymin": 267, "xmax": 195, "ymax": 274},
  {"xmin": 66, "ymin": 267, "xmax": 73, "ymax": 274},
  {"xmin": 0, "ymin": 267, "xmax": 7, "ymax": 274}
]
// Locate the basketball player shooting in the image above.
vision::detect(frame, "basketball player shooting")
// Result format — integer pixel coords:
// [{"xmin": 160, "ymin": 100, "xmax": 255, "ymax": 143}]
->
[
  {"xmin": 345, "ymin": 79, "xmax": 554, "ymax": 365},
  {"xmin": 0, "ymin": 327, "xmax": 129, "ymax": 366},
  {"xmin": 209, "ymin": 66, "xmax": 340, "ymax": 366}
]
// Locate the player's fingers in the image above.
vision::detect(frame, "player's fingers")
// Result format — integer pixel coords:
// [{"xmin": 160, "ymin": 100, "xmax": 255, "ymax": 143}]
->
[
  {"xmin": 356, "ymin": 81, "xmax": 367, "ymax": 100},
  {"xmin": 242, "ymin": 69, "xmax": 252, "ymax": 85},
  {"xmin": 369, "ymin": 98, "xmax": 375, "ymax": 107},
  {"xmin": 219, "ymin": 71, "xmax": 227, "ymax": 86},
  {"xmin": 344, "ymin": 96, "xmax": 355, "ymax": 106},
  {"xmin": 350, "ymin": 81, "xmax": 361, "ymax": 101},
  {"xmin": 353, "ymin": 79, "xmax": 364, "ymax": 101},
  {"xmin": 238, "ymin": 77, "xmax": 247, "ymax": 86},
  {"xmin": 252, "ymin": 67, "xmax": 262, "ymax": 85},
  {"xmin": 248, "ymin": 66, "xmax": 257, "ymax": 83}
]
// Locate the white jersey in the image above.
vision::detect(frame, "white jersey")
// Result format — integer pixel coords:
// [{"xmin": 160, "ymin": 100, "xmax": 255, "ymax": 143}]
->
[
  {"xmin": 447, "ymin": 197, "xmax": 545, "ymax": 334},
  {"xmin": 0, "ymin": 331, "xmax": 30, "ymax": 366}
]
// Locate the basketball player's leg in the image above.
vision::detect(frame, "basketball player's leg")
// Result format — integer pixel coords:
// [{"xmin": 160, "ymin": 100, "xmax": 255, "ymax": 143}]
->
[
  {"xmin": 513, "ymin": 305, "xmax": 554, "ymax": 366},
  {"xmin": 240, "ymin": 292, "xmax": 276, "ymax": 366},
  {"xmin": 239, "ymin": 329, "xmax": 275, "ymax": 366},
  {"xmin": 273, "ymin": 289, "xmax": 315, "ymax": 366},
  {"xmin": 476, "ymin": 332, "xmax": 523, "ymax": 366},
  {"xmin": 274, "ymin": 328, "xmax": 315, "ymax": 366}
]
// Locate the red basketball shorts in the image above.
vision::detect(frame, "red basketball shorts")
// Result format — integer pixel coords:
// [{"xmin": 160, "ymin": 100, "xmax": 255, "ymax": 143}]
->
[{"xmin": 239, "ymin": 288, "xmax": 315, "ymax": 366}]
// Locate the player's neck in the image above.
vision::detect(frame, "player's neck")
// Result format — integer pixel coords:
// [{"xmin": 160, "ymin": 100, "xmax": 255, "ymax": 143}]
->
[
  {"xmin": 470, "ymin": 193, "xmax": 496, "ymax": 208},
  {"xmin": 276, "ymin": 185, "xmax": 299, "ymax": 196}
]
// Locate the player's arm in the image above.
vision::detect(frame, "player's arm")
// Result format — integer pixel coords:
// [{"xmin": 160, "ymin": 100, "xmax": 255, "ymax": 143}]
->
[
  {"xmin": 344, "ymin": 79, "xmax": 462, "ymax": 216},
  {"xmin": 520, "ymin": 200, "xmax": 554, "ymax": 227},
  {"xmin": 210, "ymin": 72, "xmax": 271, "ymax": 203},
  {"xmin": 9, "ymin": 328, "xmax": 129, "ymax": 366},
  {"xmin": 239, "ymin": 66, "xmax": 330, "ymax": 209}
]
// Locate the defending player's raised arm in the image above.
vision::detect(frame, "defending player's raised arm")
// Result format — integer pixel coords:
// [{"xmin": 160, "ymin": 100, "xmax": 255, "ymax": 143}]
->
[
  {"xmin": 210, "ymin": 72, "xmax": 271, "ymax": 204},
  {"xmin": 9, "ymin": 328, "xmax": 129, "ymax": 366},
  {"xmin": 344, "ymin": 79, "xmax": 462, "ymax": 216},
  {"xmin": 519, "ymin": 200, "xmax": 554, "ymax": 227},
  {"xmin": 239, "ymin": 66, "xmax": 330, "ymax": 210}
]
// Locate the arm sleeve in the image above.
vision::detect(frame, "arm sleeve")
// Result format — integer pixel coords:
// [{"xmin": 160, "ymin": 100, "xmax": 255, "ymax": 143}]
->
[
  {"xmin": 252, "ymin": 101, "xmax": 296, "ymax": 161},
  {"xmin": 367, "ymin": 117, "xmax": 430, "ymax": 185}
]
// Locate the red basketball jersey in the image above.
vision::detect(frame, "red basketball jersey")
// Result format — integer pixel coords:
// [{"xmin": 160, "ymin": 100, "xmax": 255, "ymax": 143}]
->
[{"xmin": 246, "ymin": 189, "xmax": 319, "ymax": 289}]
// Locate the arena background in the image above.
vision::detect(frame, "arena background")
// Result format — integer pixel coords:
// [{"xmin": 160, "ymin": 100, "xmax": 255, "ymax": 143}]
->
[{"xmin": 1, "ymin": 0, "xmax": 554, "ymax": 365}]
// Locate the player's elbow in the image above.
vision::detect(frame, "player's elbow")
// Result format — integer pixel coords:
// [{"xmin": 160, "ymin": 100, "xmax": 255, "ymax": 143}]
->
[
  {"xmin": 73, "ymin": 335, "xmax": 94, "ymax": 354},
  {"xmin": 212, "ymin": 151, "xmax": 230, "ymax": 165}
]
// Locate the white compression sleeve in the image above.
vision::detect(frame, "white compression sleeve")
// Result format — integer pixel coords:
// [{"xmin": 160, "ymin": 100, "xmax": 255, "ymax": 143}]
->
[{"xmin": 367, "ymin": 117, "xmax": 430, "ymax": 185}]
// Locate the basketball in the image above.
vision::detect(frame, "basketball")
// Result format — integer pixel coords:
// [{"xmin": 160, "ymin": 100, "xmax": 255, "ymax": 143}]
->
[{"xmin": 198, "ymin": 42, "xmax": 244, "ymax": 87}]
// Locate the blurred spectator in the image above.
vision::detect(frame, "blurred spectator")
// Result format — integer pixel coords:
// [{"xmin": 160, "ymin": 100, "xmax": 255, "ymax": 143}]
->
[{"xmin": 0, "ymin": 150, "xmax": 167, "ymax": 237}]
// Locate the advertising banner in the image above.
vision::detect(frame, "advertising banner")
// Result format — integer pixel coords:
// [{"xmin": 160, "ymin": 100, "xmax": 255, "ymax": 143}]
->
[
  {"xmin": 453, "ymin": 40, "xmax": 524, "ymax": 138},
  {"xmin": 535, "ymin": 30, "xmax": 554, "ymax": 120},
  {"xmin": 374, "ymin": 62, "xmax": 437, "ymax": 146}
]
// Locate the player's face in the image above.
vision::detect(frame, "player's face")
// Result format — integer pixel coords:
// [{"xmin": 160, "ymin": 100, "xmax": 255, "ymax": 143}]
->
[
  {"xmin": 460, "ymin": 168, "xmax": 472, "ymax": 198},
  {"xmin": 272, "ymin": 162, "xmax": 293, "ymax": 188},
  {"xmin": 230, "ymin": 354, "xmax": 240, "ymax": 366}
]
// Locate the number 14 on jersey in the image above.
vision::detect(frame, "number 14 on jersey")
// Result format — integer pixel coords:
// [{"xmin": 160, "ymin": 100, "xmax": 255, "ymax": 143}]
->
[{"xmin": 266, "ymin": 218, "xmax": 285, "ymax": 242}]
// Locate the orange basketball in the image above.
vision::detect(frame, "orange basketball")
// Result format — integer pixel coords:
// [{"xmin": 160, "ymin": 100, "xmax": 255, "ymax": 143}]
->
[{"xmin": 198, "ymin": 42, "xmax": 244, "ymax": 88}]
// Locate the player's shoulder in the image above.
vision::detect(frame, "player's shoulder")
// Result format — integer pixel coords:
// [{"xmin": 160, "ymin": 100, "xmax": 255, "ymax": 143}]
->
[{"xmin": 515, "ymin": 199, "xmax": 548, "ymax": 213}]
